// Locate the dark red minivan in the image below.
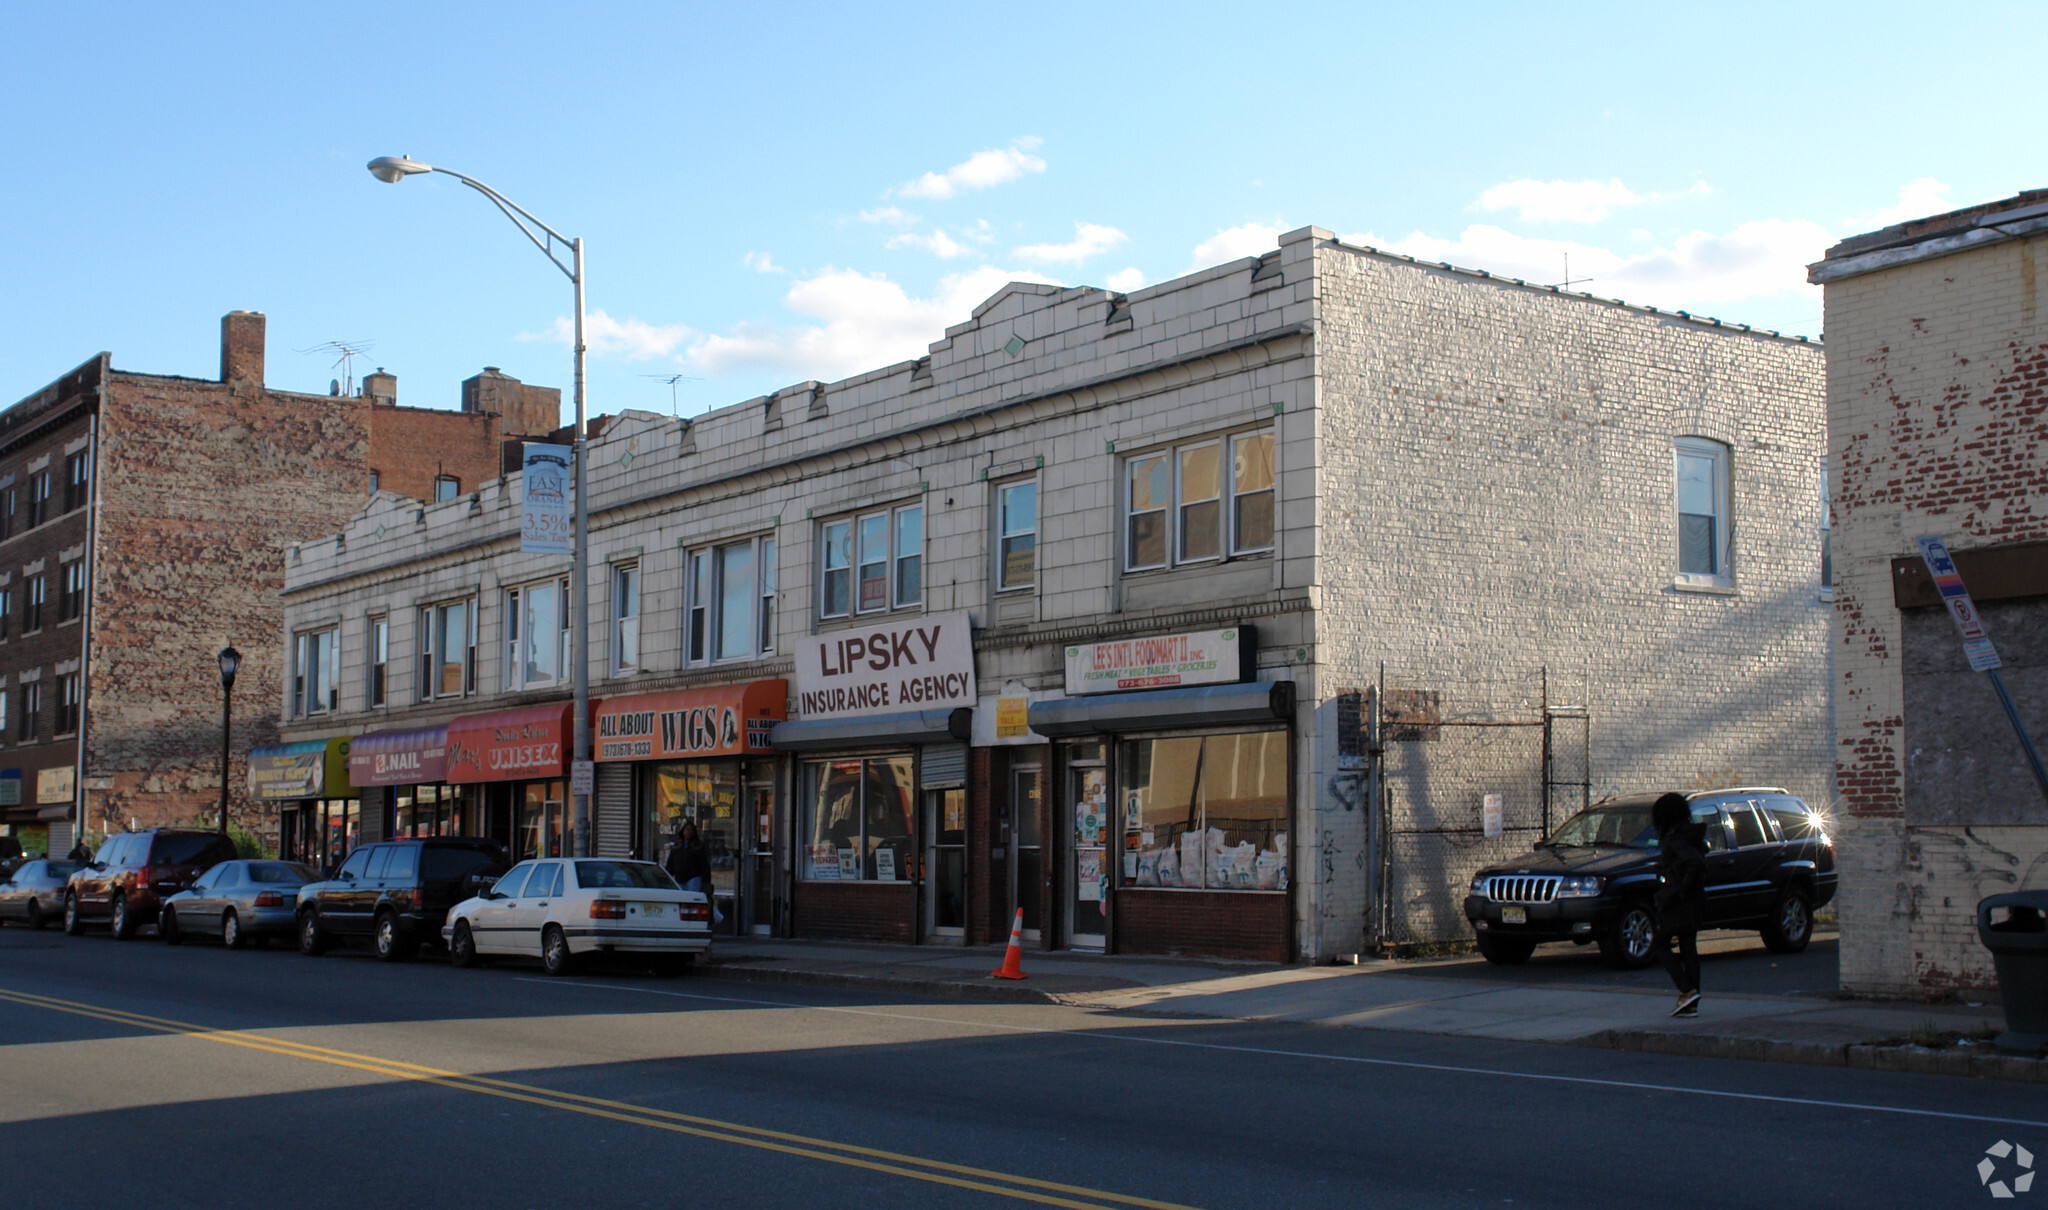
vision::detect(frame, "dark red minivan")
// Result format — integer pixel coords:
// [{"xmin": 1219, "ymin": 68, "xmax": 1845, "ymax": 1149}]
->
[{"xmin": 65, "ymin": 830, "xmax": 238, "ymax": 939}]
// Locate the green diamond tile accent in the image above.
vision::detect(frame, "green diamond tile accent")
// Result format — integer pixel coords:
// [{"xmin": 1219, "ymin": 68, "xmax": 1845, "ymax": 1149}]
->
[{"xmin": 1003, "ymin": 334, "xmax": 1026, "ymax": 357}]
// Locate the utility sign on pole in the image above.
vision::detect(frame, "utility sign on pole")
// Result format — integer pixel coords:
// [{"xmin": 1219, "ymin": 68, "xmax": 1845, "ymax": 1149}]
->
[
  {"xmin": 1917, "ymin": 535, "xmax": 2048, "ymax": 802},
  {"xmin": 521, "ymin": 444, "xmax": 573, "ymax": 555}
]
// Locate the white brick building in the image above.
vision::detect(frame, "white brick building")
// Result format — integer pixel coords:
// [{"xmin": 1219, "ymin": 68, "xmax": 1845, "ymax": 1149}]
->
[{"xmin": 273, "ymin": 225, "xmax": 1830, "ymax": 962}]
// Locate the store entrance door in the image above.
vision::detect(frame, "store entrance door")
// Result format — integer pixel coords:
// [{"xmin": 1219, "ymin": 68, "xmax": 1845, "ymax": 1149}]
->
[
  {"xmin": 1063, "ymin": 744, "xmax": 1109, "ymax": 950},
  {"xmin": 1010, "ymin": 761, "xmax": 1042, "ymax": 943},
  {"xmin": 744, "ymin": 773, "xmax": 776, "ymax": 936},
  {"xmin": 923, "ymin": 788, "xmax": 966, "ymax": 943}
]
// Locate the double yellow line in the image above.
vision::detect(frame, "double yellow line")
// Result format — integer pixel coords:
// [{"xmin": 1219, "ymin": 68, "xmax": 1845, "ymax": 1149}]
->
[{"xmin": 0, "ymin": 986, "xmax": 1198, "ymax": 1210}]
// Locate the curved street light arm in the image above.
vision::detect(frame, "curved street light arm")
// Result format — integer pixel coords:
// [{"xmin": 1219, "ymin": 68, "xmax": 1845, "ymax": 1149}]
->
[{"xmin": 427, "ymin": 166, "xmax": 578, "ymax": 283}]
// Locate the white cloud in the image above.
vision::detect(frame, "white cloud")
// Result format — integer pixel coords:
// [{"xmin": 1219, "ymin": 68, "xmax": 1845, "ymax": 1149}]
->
[
  {"xmin": 1104, "ymin": 267, "xmax": 1147, "ymax": 292},
  {"xmin": 1189, "ymin": 223, "xmax": 1286, "ymax": 270},
  {"xmin": 1474, "ymin": 178, "xmax": 1711, "ymax": 223},
  {"xmin": 1869, "ymin": 177, "xmax": 1952, "ymax": 226},
  {"xmin": 886, "ymin": 229, "xmax": 974, "ymax": 259},
  {"xmin": 858, "ymin": 206, "xmax": 918, "ymax": 226},
  {"xmin": 743, "ymin": 251, "xmax": 785, "ymax": 273},
  {"xmin": 688, "ymin": 264, "xmax": 1064, "ymax": 380},
  {"xmin": 1015, "ymin": 221, "xmax": 1128, "ymax": 265},
  {"xmin": 894, "ymin": 137, "xmax": 1046, "ymax": 200},
  {"xmin": 1345, "ymin": 218, "xmax": 1831, "ymax": 307},
  {"xmin": 520, "ymin": 308, "xmax": 695, "ymax": 360}
]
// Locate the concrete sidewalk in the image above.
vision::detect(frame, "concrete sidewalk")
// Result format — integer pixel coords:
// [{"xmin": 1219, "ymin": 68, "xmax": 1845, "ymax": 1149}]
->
[{"xmin": 697, "ymin": 932, "xmax": 2044, "ymax": 1083}]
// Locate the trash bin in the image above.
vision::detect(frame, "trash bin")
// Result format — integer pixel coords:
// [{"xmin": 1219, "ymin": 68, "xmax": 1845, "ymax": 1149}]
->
[{"xmin": 1978, "ymin": 891, "xmax": 2048, "ymax": 1054}]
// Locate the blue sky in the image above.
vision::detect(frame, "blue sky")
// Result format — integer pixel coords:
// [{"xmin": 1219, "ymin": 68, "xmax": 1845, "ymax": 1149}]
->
[{"xmin": 4, "ymin": 3, "xmax": 2043, "ymax": 420}]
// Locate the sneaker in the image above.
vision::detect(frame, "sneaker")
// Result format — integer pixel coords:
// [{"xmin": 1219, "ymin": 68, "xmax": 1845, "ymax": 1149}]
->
[{"xmin": 1671, "ymin": 991, "xmax": 1700, "ymax": 1018}]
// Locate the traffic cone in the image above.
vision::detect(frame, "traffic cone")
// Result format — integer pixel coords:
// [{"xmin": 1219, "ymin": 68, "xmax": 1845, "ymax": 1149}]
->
[{"xmin": 991, "ymin": 907, "xmax": 1028, "ymax": 979}]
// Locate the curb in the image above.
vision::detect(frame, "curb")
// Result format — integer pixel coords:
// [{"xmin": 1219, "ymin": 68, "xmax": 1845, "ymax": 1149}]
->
[
  {"xmin": 1580, "ymin": 1028, "xmax": 2047, "ymax": 1083},
  {"xmin": 696, "ymin": 962, "xmax": 1063, "ymax": 1005}
]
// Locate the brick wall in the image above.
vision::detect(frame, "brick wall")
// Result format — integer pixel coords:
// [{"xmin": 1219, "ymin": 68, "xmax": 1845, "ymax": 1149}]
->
[
  {"xmin": 792, "ymin": 879, "xmax": 915, "ymax": 943},
  {"xmin": 1117, "ymin": 890, "xmax": 1290, "ymax": 962},
  {"xmin": 1821, "ymin": 225, "xmax": 2048, "ymax": 995},
  {"xmin": 369, "ymin": 404, "xmax": 503, "ymax": 503}
]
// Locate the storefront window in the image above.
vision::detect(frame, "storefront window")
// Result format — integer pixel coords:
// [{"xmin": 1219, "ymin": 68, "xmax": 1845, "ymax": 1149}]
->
[
  {"xmin": 799, "ymin": 755, "xmax": 913, "ymax": 881},
  {"xmin": 642, "ymin": 762, "xmax": 742, "ymax": 905},
  {"xmin": 394, "ymin": 784, "xmax": 473, "ymax": 838},
  {"xmin": 1121, "ymin": 731, "xmax": 1287, "ymax": 890},
  {"xmin": 322, "ymin": 798, "xmax": 360, "ymax": 869},
  {"xmin": 518, "ymin": 780, "xmax": 567, "ymax": 859}
]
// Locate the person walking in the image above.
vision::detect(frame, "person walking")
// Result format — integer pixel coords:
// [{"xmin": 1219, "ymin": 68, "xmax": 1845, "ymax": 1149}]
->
[
  {"xmin": 665, "ymin": 821, "xmax": 712, "ymax": 894},
  {"xmin": 66, "ymin": 838, "xmax": 94, "ymax": 863},
  {"xmin": 1652, "ymin": 792, "xmax": 1708, "ymax": 1017}
]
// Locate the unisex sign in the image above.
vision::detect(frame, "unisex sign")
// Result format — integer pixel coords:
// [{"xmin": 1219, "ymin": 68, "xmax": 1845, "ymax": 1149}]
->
[
  {"xmin": 447, "ymin": 704, "xmax": 572, "ymax": 784},
  {"xmin": 794, "ymin": 612, "xmax": 975, "ymax": 721},
  {"xmin": 1064, "ymin": 626, "xmax": 1249, "ymax": 695},
  {"xmin": 594, "ymin": 680, "xmax": 786, "ymax": 761}
]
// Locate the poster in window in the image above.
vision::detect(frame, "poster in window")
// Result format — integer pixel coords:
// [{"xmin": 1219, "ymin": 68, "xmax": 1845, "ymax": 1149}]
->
[
  {"xmin": 1077, "ymin": 849, "xmax": 1102, "ymax": 901},
  {"xmin": 806, "ymin": 843, "xmax": 841, "ymax": 880},
  {"xmin": 875, "ymin": 848, "xmax": 896, "ymax": 881}
]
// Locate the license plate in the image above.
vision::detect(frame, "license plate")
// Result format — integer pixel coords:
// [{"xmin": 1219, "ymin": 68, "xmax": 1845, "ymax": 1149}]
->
[
  {"xmin": 631, "ymin": 902, "xmax": 672, "ymax": 919},
  {"xmin": 1500, "ymin": 906, "xmax": 1527, "ymax": 925}
]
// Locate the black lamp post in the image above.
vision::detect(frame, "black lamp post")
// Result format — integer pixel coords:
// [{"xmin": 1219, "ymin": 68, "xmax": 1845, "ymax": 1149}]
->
[{"xmin": 218, "ymin": 645, "xmax": 240, "ymax": 837}]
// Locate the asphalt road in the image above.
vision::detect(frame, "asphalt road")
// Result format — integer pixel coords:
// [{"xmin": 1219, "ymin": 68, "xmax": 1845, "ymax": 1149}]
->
[{"xmin": 0, "ymin": 923, "xmax": 2037, "ymax": 1210}]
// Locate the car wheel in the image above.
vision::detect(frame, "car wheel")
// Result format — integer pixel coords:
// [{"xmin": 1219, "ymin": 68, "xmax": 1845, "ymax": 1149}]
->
[
  {"xmin": 297, "ymin": 911, "xmax": 327, "ymax": 956},
  {"xmin": 1476, "ymin": 933, "xmax": 1535, "ymax": 965},
  {"xmin": 540, "ymin": 925, "xmax": 576, "ymax": 977},
  {"xmin": 161, "ymin": 908, "xmax": 181, "ymax": 945},
  {"xmin": 63, "ymin": 893, "xmax": 85, "ymax": 936},
  {"xmin": 222, "ymin": 909, "xmax": 245, "ymax": 950},
  {"xmin": 373, "ymin": 912, "xmax": 414, "ymax": 962},
  {"xmin": 1600, "ymin": 901, "xmax": 1659, "ymax": 970},
  {"xmin": 25, "ymin": 898, "xmax": 45, "ymax": 930},
  {"xmin": 449, "ymin": 921, "xmax": 482, "ymax": 968},
  {"xmin": 1761, "ymin": 887, "xmax": 1813, "ymax": 954},
  {"xmin": 110, "ymin": 894, "xmax": 135, "ymax": 941}
]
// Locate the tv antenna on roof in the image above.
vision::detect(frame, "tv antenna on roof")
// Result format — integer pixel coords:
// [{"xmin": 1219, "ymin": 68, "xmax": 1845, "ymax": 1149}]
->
[
  {"xmin": 639, "ymin": 373, "xmax": 702, "ymax": 417},
  {"xmin": 298, "ymin": 340, "xmax": 377, "ymax": 397},
  {"xmin": 1547, "ymin": 254, "xmax": 1593, "ymax": 293}
]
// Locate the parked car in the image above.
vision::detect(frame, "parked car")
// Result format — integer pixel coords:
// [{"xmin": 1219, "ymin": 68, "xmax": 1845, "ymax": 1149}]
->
[
  {"xmin": 443, "ymin": 857, "xmax": 712, "ymax": 977},
  {"xmin": 161, "ymin": 859, "xmax": 319, "ymax": 948},
  {"xmin": 1463, "ymin": 787, "xmax": 1837, "ymax": 968},
  {"xmin": 296, "ymin": 837, "xmax": 508, "ymax": 961},
  {"xmin": 65, "ymin": 830, "xmax": 239, "ymax": 939},
  {"xmin": 0, "ymin": 859, "xmax": 78, "ymax": 928}
]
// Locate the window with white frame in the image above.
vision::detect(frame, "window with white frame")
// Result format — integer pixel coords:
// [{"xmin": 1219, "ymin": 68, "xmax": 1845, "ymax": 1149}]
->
[
  {"xmin": 686, "ymin": 536, "xmax": 776, "ymax": 662},
  {"xmin": 1674, "ymin": 437, "xmax": 1732, "ymax": 581},
  {"xmin": 1819, "ymin": 461, "xmax": 1833, "ymax": 592},
  {"xmin": 1125, "ymin": 429, "xmax": 1274, "ymax": 571},
  {"xmin": 18, "ymin": 681, "xmax": 38, "ymax": 742},
  {"xmin": 506, "ymin": 579, "xmax": 571, "ymax": 689},
  {"xmin": 612, "ymin": 562, "xmax": 640, "ymax": 674},
  {"xmin": 293, "ymin": 627, "xmax": 338, "ymax": 716},
  {"xmin": 997, "ymin": 480, "xmax": 1035, "ymax": 591},
  {"xmin": 56, "ymin": 672, "xmax": 78, "ymax": 735},
  {"xmin": 435, "ymin": 475, "xmax": 460, "ymax": 502},
  {"xmin": 818, "ymin": 504, "xmax": 921, "ymax": 619},
  {"xmin": 418, "ymin": 598, "xmax": 477, "ymax": 701},
  {"xmin": 368, "ymin": 615, "xmax": 389, "ymax": 707}
]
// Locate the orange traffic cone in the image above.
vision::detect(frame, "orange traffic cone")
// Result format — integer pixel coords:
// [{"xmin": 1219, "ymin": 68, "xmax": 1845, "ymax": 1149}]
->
[{"xmin": 991, "ymin": 907, "xmax": 1028, "ymax": 979}]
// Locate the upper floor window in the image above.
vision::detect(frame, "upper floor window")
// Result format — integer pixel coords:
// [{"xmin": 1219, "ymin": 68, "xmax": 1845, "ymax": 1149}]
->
[
  {"xmin": 419, "ymin": 598, "xmax": 477, "ymax": 701},
  {"xmin": 59, "ymin": 560, "xmax": 83, "ymax": 623},
  {"xmin": 688, "ymin": 536, "xmax": 776, "ymax": 662},
  {"xmin": 1675, "ymin": 437, "xmax": 1731, "ymax": 581},
  {"xmin": 612, "ymin": 563, "xmax": 640, "ymax": 674},
  {"xmin": 997, "ymin": 481, "xmax": 1035, "ymax": 591},
  {"xmin": 293, "ymin": 628, "xmax": 338, "ymax": 716},
  {"xmin": 368, "ymin": 615, "xmax": 389, "ymax": 708},
  {"xmin": 56, "ymin": 672, "xmax": 79, "ymax": 736},
  {"xmin": 435, "ymin": 475, "xmax": 460, "ymax": 503},
  {"xmin": 0, "ymin": 586, "xmax": 11, "ymax": 641},
  {"xmin": 819, "ymin": 504, "xmax": 921, "ymax": 619},
  {"xmin": 1, "ymin": 487, "xmax": 15, "ymax": 542},
  {"xmin": 1819, "ymin": 461, "xmax": 1833, "ymax": 592},
  {"xmin": 1125, "ymin": 429, "xmax": 1274, "ymax": 571},
  {"xmin": 23, "ymin": 574, "xmax": 45, "ymax": 633},
  {"xmin": 368, "ymin": 470, "xmax": 381, "ymax": 494},
  {"xmin": 506, "ymin": 580, "xmax": 569, "ymax": 690},
  {"xmin": 27, "ymin": 472, "xmax": 50, "ymax": 529},
  {"xmin": 63, "ymin": 453, "xmax": 89, "ymax": 513},
  {"xmin": 18, "ymin": 681, "xmax": 38, "ymax": 742}
]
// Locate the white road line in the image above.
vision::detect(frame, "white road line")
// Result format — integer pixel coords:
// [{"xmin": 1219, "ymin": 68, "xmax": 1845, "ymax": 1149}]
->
[{"xmin": 515, "ymin": 976, "xmax": 2048, "ymax": 1131}]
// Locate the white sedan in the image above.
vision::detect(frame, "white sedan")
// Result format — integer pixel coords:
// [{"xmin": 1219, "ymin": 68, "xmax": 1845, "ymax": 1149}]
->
[{"xmin": 442, "ymin": 857, "xmax": 712, "ymax": 976}]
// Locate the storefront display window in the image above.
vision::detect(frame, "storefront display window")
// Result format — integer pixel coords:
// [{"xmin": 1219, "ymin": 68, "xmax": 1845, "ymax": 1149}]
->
[
  {"xmin": 517, "ymin": 779, "xmax": 567, "ymax": 859},
  {"xmin": 1121, "ymin": 731, "xmax": 1287, "ymax": 890},
  {"xmin": 322, "ymin": 798, "xmax": 359, "ymax": 869},
  {"xmin": 641, "ymin": 762, "xmax": 742, "ymax": 903},
  {"xmin": 394, "ymin": 784, "xmax": 474, "ymax": 839},
  {"xmin": 799, "ymin": 755, "xmax": 913, "ymax": 881}
]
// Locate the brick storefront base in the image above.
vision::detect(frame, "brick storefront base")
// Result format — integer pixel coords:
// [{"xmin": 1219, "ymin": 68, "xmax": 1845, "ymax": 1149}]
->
[
  {"xmin": 793, "ymin": 880, "xmax": 916, "ymax": 944},
  {"xmin": 1115, "ymin": 889, "xmax": 1289, "ymax": 962}
]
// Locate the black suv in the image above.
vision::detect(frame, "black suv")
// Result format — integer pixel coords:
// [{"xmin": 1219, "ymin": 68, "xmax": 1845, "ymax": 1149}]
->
[
  {"xmin": 1464, "ymin": 788, "xmax": 1837, "ymax": 968},
  {"xmin": 296, "ymin": 838, "xmax": 507, "ymax": 961}
]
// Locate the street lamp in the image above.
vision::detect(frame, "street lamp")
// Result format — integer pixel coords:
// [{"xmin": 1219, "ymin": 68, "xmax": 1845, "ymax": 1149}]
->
[
  {"xmin": 366, "ymin": 154, "xmax": 593, "ymax": 858},
  {"xmin": 218, "ymin": 645, "xmax": 240, "ymax": 838}
]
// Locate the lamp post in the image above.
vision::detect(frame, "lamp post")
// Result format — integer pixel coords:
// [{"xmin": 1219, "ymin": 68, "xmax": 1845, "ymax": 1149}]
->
[
  {"xmin": 366, "ymin": 155, "xmax": 592, "ymax": 858},
  {"xmin": 217, "ymin": 645, "xmax": 240, "ymax": 837}
]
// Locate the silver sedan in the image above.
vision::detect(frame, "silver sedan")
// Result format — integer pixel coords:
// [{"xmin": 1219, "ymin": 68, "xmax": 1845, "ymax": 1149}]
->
[
  {"xmin": 0, "ymin": 860, "xmax": 78, "ymax": 929},
  {"xmin": 160, "ymin": 860, "xmax": 318, "ymax": 948}
]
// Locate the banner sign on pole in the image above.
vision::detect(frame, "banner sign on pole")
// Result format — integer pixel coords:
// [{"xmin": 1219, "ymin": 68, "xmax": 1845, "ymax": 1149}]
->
[
  {"xmin": 521, "ymin": 444, "xmax": 573, "ymax": 555},
  {"xmin": 1916, "ymin": 536, "xmax": 2002, "ymax": 672}
]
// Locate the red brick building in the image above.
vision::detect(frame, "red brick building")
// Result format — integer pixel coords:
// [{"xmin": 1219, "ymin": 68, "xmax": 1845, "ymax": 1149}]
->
[{"xmin": 0, "ymin": 311, "xmax": 556, "ymax": 853}]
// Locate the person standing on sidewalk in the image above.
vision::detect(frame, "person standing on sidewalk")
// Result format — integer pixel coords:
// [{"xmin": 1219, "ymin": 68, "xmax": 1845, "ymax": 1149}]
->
[
  {"xmin": 1652, "ymin": 792, "xmax": 1707, "ymax": 1018},
  {"xmin": 666, "ymin": 821, "xmax": 711, "ymax": 894}
]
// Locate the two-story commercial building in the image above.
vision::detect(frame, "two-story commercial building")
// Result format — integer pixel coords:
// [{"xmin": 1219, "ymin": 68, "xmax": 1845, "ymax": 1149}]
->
[{"xmin": 276, "ymin": 226, "xmax": 1832, "ymax": 962}]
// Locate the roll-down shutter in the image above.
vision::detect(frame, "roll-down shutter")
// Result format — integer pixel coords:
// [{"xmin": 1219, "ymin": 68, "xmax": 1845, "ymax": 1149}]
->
[{"xmin": 596, "ymin": 762, "xmax": 634, "ymax": 858}]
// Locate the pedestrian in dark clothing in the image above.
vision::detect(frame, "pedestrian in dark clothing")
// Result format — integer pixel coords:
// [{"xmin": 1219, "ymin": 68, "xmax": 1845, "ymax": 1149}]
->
[
  {"xmin": 1652, "ymin": 792, "xmax": 1708, "ymax": 1017},
  {"xmin": 67, "ymin": 840, "xmax": 94, "ymax": 863},
  {"xmin": 665, "ymin": 821, "xmax": 712, "ymax": 893}
]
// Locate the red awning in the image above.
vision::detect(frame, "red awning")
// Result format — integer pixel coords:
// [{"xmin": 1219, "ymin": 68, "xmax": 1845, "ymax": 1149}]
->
[
  {"xmin": 593, "ymin": 680, "xmax": 786, "ymax": 761},
  {"xmin": 446, "ymin": 702, "xmax": 573, "ymax": 784}
]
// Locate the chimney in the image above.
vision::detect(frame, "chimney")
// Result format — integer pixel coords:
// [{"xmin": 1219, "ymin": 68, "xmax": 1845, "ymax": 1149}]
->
[
  {"xmin": 363, "ymin": 368, "xmax": 397, "ymax": 407},
  {"xmin": 220, "ymin": 311, "xmax": 265, "ymax": 388}
]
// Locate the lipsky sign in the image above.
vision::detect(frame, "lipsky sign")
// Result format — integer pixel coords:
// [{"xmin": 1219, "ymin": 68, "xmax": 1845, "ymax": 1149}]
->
[{"xmin": 793, "ymin": 611, "xmax": 976, "ymax": 720}]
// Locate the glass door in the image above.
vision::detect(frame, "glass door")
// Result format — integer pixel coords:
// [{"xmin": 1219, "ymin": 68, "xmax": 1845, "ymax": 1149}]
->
[
  {"xmin": 1011, "ymin": 760, "xmax": 1042, "ymax": 942},
  {"xmin": 744, "ymin": 768, "xmax": 776, "ymax": 935},
  {"xmin": 1064, "ymin": 743, "xmax": 1109, "ymax": 950},
  {"xmin": 924, "ymin": 788, "xmax": 967, "ymax": 942}
]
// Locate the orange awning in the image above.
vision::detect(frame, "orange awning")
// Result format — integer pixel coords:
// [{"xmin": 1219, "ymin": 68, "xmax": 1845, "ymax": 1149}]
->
[{"xmin": 594, "ymin": 680, "xmax": 786, "ymax": 761}]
